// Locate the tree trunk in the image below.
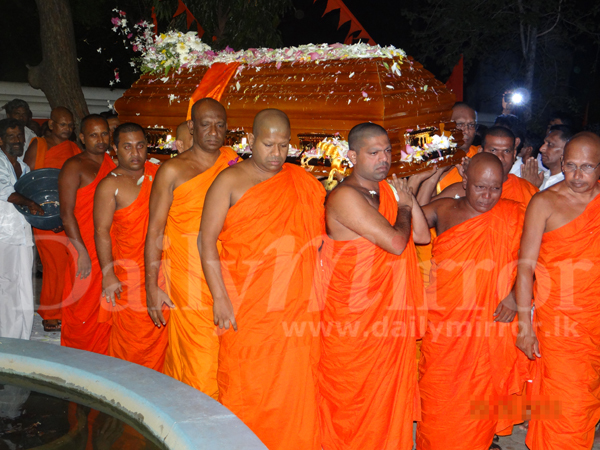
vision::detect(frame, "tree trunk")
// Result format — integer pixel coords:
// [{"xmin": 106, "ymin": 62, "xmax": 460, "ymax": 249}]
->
[
  {"xmin": 522, "ymin": 26, "xmax": 537, "ymax": 122},
  {"xmin": 28, "ymin": 0, "xmax": 89, "ymax": 129}
]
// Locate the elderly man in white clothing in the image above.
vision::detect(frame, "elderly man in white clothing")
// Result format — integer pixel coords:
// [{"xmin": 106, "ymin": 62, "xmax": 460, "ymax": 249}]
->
[
  {"xmin": 521, "ymin": 125, "xmax": 573, "ymax": 190},
  {"xmin": 0, "ymin": 118, "xmax": 44, "ymax": 339}
]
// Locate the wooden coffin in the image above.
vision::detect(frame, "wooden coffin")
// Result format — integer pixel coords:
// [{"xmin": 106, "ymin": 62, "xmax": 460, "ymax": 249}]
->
[{"xmin": 115, "ymin": 54, "xmax": 463, "ymax": 176}]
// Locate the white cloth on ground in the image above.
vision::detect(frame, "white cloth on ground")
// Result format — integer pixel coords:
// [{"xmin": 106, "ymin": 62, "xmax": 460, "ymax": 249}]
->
[{"xmin": 0, "ymin": 243, "xmax": 33, "ymax": 339}]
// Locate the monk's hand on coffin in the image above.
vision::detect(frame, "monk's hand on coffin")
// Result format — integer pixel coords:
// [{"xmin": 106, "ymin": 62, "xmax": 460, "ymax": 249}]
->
[
  {"xmin": 516, "ymin": 325, "xmax": 541, "ymax": 360},
  {"xmin": 456, "ymin": 157, "xmax": 471, "ymax": 179},
  {"xmin": 520, "ymin": 157, "xmax": 544, "ymax": 188},
  {"xmin": 27, "ymin": 201, "xmax": 44, "ymax": 216},
  {"xmin": 76, "ymin": 251, "xmax": 92, "ymax": 279},
  {"xmin": 147, "ymin": 287, "xmax": 173, "ymax": 328},
  {"xmin": 390, "ymin": 174, "xmax": 413, "ymax": 208},
  {"xmin": 52, "ymin": 225, "xmax": 64, "ymax": 233},
  {"xmin": 101, "ymin": 272, "xmax": 122, "ymax": 307},
  {"xmin": 493, "ymin": 291, "xmax": 517, "ymax": 323},
  {"xmin": 214, "ymin": 297, "xmax": 237, "ymax": 332}
]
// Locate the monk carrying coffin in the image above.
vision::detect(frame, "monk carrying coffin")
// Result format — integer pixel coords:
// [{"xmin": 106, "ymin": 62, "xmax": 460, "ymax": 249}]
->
[
  {"xmin": 24, "ymin": 107, "xmax": 80, "ymax": 332},
  {"xmin": 417, "ymin": 153, "xmax": 529, "ymax": 450},
  {"xmin": 145, "ymin": 98, "xmax": 238, "ymax": 396},
  {"xmin": 516, "ymin": 132, "xmax": 600, "ymax": 449},
  {"xmin": 319, "ymin": 123, "xmax": 429, "ymax": 450},
  {"xmin": 200, "ymin": 109, "xmax": 325, "ymax": 450},
  {"xmin": 435, "ymin": 126, "xmax": 538, "ymax": 211},
  {"xmin": 59, "ymin": 115, "xmax": 115, "ymax": 354},
  {"xmin": 94, "ymin": 123, "xmax": 168, "ymax": 371}
]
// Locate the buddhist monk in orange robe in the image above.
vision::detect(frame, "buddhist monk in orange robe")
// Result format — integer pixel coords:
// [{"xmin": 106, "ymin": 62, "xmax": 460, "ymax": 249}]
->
[
  {"xmin": 318, "ymin": 123, "xmax": 429, "ymax": 450},
  {"xmin": 435, "ymin": 126, "xmax": 538, "ymax": 211},
  {"xmin": 94, "ymin": 123, "xmax": 168, "ymax": 371},
  {"xmin": 200, "ymin": 109, "xmax": 324, "ymax": 450},
  {"xmin": 145, "ymin": 98, "xmax": 237, "ymax": 396},
  {"xmin": 59, "ymin": 115, "xmax": 114, "ymax": 354},
  {"xmin": 516, "ymin": 132, "xmax": 600, "ymax": 449},
  {"xmin": 24, "ymin": 107, "xmax": 80, "ymax": 331},
  {"xmin": 417, "ymin": 153, "xmax": 529, "ymax": 450},
  {"xmin": 437, "ymin": 102, "xmax": 479, "ymax": 192}
]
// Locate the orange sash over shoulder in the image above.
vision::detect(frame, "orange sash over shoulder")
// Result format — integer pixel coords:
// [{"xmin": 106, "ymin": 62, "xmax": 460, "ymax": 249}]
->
[
  {"xmin": 61, "ymin": 154, "xmax": 115, "ymax": 354},
  {"xmin": 526, "ymin": 193, "xmax": 600, "ymax": 450},
  {"xmin": 318, "ymin": 181, "xmax": 425, "ymax": 450},
  {"xmin": 162, "ymin": 147, "xmax": 239, "ymax": 397},
  {"xmin": 417, "ymin": 199, "xmax": 529, "ymax": 450},
  {"xmin": 437, "ymin": 145, "xmax": 479, "ymax": 193},
  {"xmin": 105, "ymin": 162, "xmax": 168, "ymax": 371},
  {"xmin": 32, "ymin": 138, "xmax": 82, "ymax": 322},
  {"xmin": 33, "ymin": 137, "xmax": 81, "ymax": 170},
  {"xmin": 501, "ymin": 174, "xmax": 538, "ymax": 211},
  {"xmin": 218, "ymin": 163, "xmax": 325, "ymax": 450}
]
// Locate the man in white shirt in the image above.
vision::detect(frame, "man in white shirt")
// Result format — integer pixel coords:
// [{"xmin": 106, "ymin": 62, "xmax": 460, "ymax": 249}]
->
[
  {"xmin": 0, "ymin": 119, "xmax": 44, "ymax": 339},
  {"xmin": 3, "ymin": 99, "xmax": 38, "ymax": 152}
]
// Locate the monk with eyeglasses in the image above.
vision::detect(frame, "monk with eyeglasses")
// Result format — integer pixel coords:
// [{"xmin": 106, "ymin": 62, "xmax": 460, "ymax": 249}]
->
[{"xmin": 516, "ymin": 132, "xmax": 600, "ymax": 449}]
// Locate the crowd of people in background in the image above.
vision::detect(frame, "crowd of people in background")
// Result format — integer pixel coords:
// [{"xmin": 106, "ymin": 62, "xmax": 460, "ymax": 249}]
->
[{"xmin": 0, "ymin": 94, "xmax": 599, "ymax": 450}]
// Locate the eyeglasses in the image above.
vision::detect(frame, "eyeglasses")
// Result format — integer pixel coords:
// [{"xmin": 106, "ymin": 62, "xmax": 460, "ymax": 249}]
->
[
  {"xmin": 455, "ymin": 122, "xmax": 477, "ymax": 130},
  {"xmin": 563, "ymin": 162, "xmax": 600, "ymax": 174}
]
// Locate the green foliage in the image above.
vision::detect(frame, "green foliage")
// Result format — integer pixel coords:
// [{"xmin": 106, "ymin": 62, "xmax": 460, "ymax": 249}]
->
[{"xmin": 152, "ymin": 0, "xmax": 292, "ymax": 50}]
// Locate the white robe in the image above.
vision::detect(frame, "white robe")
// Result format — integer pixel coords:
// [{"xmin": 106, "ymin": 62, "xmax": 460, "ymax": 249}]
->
[{"xmin": 0, "ymin": 151, "xmax": 34, "ymax": 339}]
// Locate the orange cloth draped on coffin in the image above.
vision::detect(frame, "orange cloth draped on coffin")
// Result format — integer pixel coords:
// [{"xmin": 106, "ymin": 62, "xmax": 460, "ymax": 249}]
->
[
  {"xmin": 31, "ymin": 137, "xmax": 82, "ymax": 321},
  {"xmin": 416, "ymin": 199, "xmax": 529, "ymax": 450},
  {"xmin": 217, "ymin": 163, "xmax": 325, "ymax": 450},
  {"xmin": 436, "ymin": 145, "xmax": 479, "ymax": 193},
  {"xmin": 162, "ymin": 147, "xmax": 239, "ymax": 397},
  {"xmin": 526, "ymin": 193, "xmax": 600, "ymax": 450},
  {"xmin": 318, "ymin": 181, "xmax": 425, "ymax": 450},
  {"xmin": 186, "ymin": 62, "xmax": 241, "ymax": 120},
  {"xmin": 103, "ymin": 162, "xmax": 169, "ymax": 371},
  {"xmin": 501, "ymin": 173, "xmax": 538, "ymax": 211},
  {"xmin": 61, "ymin": 154, "xmax": 115, "ymax": 354}
]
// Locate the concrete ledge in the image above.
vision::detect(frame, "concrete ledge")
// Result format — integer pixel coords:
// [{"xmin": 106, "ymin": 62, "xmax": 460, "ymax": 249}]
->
[{"xmin": 0, "ymin": 338, "xmax": 267, "ymax": 450}]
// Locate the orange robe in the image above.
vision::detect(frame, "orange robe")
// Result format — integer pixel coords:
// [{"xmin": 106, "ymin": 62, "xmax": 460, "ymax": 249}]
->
[
  {"xmin": 218, "ymin": 163, "xmax": 325, "ymax": 450},
  {"xmin": 162, "ymin": 147, "xmax": 239, "ymax": 397},
  {"xmin": 526, "ymin": 193, "xmax": 600, "ymax": 450},
  {"xmin": 103, "ymin": 162, "xmax": 168, "ymax": 371},
  {"xmin": 61, "ymin": 153, "xmax": 115, "ymax": 354},
  {"xmin": 31, "ymin": 137, "xmax": 81, "ymax": 321},
  {"xmin": 318, "ymin": 181, "xmax": 424, "ymax": 450},
  {"xmin": 417, "ymin": 199, "xmax": 529, "ymax": 450},
  {"xmin": 436, "ymin": 145, "xmax": 479, "ymax": 193},
  {"xmin": 501, "ymin": 173, "xmax": 538, "ymax": 211}
]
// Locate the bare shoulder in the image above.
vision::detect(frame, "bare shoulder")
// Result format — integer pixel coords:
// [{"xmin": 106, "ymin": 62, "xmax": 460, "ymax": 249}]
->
[
  {"xmin": 211, "ymin": 162, "xmax": 245, "ymax": 190},
  {"xmin": 60, "ymin": 153, "xmax": 85, "ymax": 175},
  {"xmin": 424, "ymin": 196, "xmax": 456, "ymax": 213},
  {"xmin": 154, "ymin": 157, "xmax": 182, "ymax": 183},
  {"xmin": 326, "ymin": 184, "xmax": 367, "ymax": 214},
  {"xmin": 437, "ymin": 181, "xmax": 464, "ymax": 199},
  {"xmin": 96, "ymin": 171, "xmax": 119, "ymax": 193},
  {"xmin": 528, "ymin": 187, "xmax": 557, "ymax": 213}
]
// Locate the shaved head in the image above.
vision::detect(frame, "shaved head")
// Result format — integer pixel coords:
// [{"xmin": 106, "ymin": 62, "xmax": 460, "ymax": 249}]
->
[
  {"xmin": 452, "ymin": 103, "xmax": 477, "ymax": 150},
  {"xmin": 467, "ymin": 152, "xmax": 503, "ymax": 178},
  {"xmin": 176, "ymin": 121, "xmax": 193, "ymax": 153},
  {"xmin": 248, "ymin": 109, "xmax": 291, "ymax": 173},
  {"xmin": 564, "ymin": 132, "xmax": 600, "ymax": 161},
  {"xmin": 191, "ymin": 97, "xmax": 226, "ymax": 120},
  {"xmin": 189, "ymin": 97, "xmax": 227, "ymax": 153},
  {"xmin": 562, "ymin": 132, "xmax": 600, "ymax": 193},
  {"xmin": 49, "ymin": 106, "xmax": 75, "ymax": 141},
  {"xmin": 348, "ymin": 122, "xmax": 387, "ymax": 152},
  {"xmin": 463, "ymin": 153, "xmax": 504, "ymax": 213},
  {"xmin": 252, "ymin": 109, "xmax": 291, "ymax": 138},
  {"xmin": 50, "ymin": 106, "xmax": 73, "ymax": 122}
]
